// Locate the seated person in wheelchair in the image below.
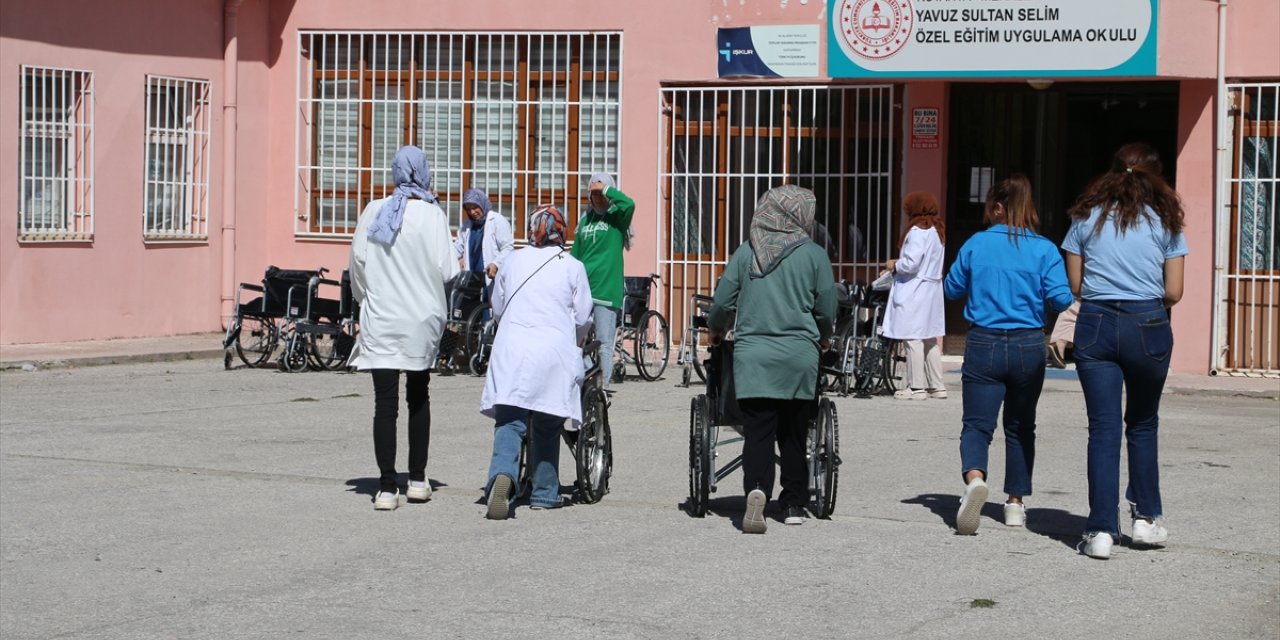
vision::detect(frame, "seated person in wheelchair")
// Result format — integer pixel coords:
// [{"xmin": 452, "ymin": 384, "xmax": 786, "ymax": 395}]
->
[
  {"xmin": 708, "ymin": 185, "xmax": 837, "ymax": 534},
  {"xmin": 348, "ymin": 145, "xmax": 460, "ymax": 511},
  {"xmin": 480, "ymin": 205, "xmax": 594, "ymax": 519},
  {"xmin": 454, "ymin": 187, "xmax": 514, "ymax": 297}
]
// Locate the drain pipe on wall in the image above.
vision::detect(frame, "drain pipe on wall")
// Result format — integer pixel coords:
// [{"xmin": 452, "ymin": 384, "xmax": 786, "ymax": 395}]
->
[
  {"xmin": 220, "ymin": 0, "xmax": 245, "ymax": 327},
  {"xmin": 1209, "ymin": 0, "xmax": 1228, "ymax": 375}
]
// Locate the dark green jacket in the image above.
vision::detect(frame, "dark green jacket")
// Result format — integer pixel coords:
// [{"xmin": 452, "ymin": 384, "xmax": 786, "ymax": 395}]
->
[{"xmin": 708, "ymin": 241, "xmax": 837, "ymax": 400}]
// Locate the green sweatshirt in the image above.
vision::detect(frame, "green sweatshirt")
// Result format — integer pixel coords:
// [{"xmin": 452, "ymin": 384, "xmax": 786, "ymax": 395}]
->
[
  {"xmin": 708, "ymin": 241, "xmax": 837, "ymax": 400},
  {"xmin": 570, "ymin": 186, "xmax": 636, "ymax": 309}
]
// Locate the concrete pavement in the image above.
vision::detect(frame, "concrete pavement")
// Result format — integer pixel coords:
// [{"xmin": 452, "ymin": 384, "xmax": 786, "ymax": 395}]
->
[{"xmin": 1, "ymin": 356, "xmax": 1277, "ymax": 639}]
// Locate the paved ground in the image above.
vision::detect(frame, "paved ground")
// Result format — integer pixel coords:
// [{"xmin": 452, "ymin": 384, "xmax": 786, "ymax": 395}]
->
[{"xmin": 1, "ymin": 357, "xmax": 1277, "ymax": 639}]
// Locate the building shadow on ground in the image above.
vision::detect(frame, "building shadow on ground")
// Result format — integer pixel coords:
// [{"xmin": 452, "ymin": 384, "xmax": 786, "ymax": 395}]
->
[{"xmin": 902, "ymin": 493, "xmax": 1088, "ymax": 550}]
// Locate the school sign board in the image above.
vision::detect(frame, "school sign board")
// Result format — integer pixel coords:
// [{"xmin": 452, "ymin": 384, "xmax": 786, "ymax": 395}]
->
[{"xmin": 828, "ymin": 0, "xmax": 1159, "ymax": 78}]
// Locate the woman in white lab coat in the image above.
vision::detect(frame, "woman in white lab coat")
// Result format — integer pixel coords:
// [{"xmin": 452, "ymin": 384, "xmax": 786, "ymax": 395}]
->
[
  {"xmin": 481, "ymin": 205, "xmax": 594, "ymax": 520},
  {"xmin": 881, "ymin": 191, "xmax": 947, "ymax": 400},
  {"xmin": 348, "ymin": 145, "xmax": 459, "ymax": 511}
]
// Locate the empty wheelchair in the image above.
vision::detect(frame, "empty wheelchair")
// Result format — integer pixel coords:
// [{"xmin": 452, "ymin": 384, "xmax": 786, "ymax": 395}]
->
[
  {"xmin": 611, "ymin": 273, "xmax": 670, "ymax": 382},
  {"xmin": 437, "ymin": 271, "xmax": 490, "ymax": 375},
  {"xmin": 675, "ymin": 293, "xmax": 714, "ymax": 387},
  {"xmin": 224, "ymin": 265, "xmax": 357, "ymax": 371},
  {"xmin": 687, "ymin": 339, "xmax": 840, "ymax": 520},
  {"xmin": 515, "ymin": 330, "xmax": 613, "ymax": 504},
  {"xmin": 824, "ymin": 280, "xmax": 907, "ymax": 396}
]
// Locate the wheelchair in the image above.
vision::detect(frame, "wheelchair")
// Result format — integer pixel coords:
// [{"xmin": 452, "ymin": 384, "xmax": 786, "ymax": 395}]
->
[
  {"xmin": 675, "ymin": 293, "xmax": 714, "ymax": 388},
  {"xmin": 823, "ymin": 280, "xmax": 908, "ymax": 397},
  {"xmin": 611, "ymin": 274, "xmax": 670, "ymax": 382},
  {"xmin": 223, "ymin": 266, "xmax": 357, "ymax": 372},
  {"xmin": 686, "ymin": 339, "xmax": 840, "ymax": 520},
  {"xmin": 514, "ymin": 330, "xmax": 613, "ymax": 504},
  {"xmin": 436, "ymin": 271, "xmax": 491, "ymax": 375}
]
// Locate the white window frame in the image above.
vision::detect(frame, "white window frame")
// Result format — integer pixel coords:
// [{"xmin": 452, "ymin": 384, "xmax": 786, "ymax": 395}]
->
[
  {"xmin": 18, "ymin": 65, "xmax": 94, "ymax": 242},
  {"xmin": 143, "ymin": 75, "xmax": 212, "ymax": 241},
  {"xmin": 295, "ymin": 31, "xmax": 624, "ymax": 240}
]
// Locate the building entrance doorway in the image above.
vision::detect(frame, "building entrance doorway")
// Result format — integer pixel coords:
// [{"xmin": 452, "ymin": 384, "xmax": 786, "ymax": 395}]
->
[{"xmin": 943, "ymin": 81, "xmax": 1179, "ymax": 353}]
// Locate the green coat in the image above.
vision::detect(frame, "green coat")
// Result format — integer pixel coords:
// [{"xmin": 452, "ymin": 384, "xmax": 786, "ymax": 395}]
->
[{"xmin": 708, "ymin": 241, "xmax": 837, "ymax": 400}]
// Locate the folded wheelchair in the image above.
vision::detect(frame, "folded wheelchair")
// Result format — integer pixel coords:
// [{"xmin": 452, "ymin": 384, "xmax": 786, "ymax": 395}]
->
[
  {"xmin": 687, "ymin": 339, "xmax": 840, "ymax": 519},
  {"xmin": 223, "ymin": 266, "xmax": 357, "ymax": 372},
  {"xmin": 822, "ymin": 280, "xmax": 908, "ymax": 397}
]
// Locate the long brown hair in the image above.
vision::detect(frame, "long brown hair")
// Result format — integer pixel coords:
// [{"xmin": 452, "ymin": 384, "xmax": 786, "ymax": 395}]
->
[
  {"xmin": 1067, "ymin": 143, "xmax": 1185, "ymax": 236},
  {"xmin": 985, "ymin": 174, "xmax": 1039, "ymax": 242},
  {"xmin": 898, "ymin": 191, "xmax": 945, "ymax": 249}
]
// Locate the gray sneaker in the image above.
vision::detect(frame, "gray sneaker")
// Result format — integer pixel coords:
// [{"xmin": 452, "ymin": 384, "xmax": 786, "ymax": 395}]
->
[
  {"xmin": 743, "ymin": 489, "xmax": 767, "ymax": 534},
  {"xmin": 487, "ymin": 475, "xmax": 512, "ymax": 520}
]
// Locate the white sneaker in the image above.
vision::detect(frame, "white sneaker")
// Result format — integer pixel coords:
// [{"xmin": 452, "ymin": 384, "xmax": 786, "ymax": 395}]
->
[
  {"xmin": 373, "ymin": 489, "xmax": 399, "ymax": 511},
  {"xmin": 955, "ymin": 478, "xmax": 988, "ymax": 535},
  {"xmin": 927, "ymin": 389, "xmax": 948, "ymax": 400},
  {"xmin": 894, "ymin": 389, "xmax": 928, "ymax": 400},
  {"xmin": 1081, "ymin": 532, "xmax": 1113, "ymax": 559},
  {"xmin": 1132, "ymin": 518, "xmax": 1169, "ymax": 546},
  {"xmin": 406, "ymin": 480, "xmax": 432, "ymax": 502},
  {"xmin": 1003, "ymin": 502, "xmax": 1026, "ymax": 527},
  {"xmin": 743, "ymin": 489, "xmax": 767, "ymax": 534}
]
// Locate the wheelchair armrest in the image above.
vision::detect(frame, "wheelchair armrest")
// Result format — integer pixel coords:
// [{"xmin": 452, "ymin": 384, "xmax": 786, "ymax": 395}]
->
[{"xmin": 234, "ymin": 283, "xmax": 265, "ymax": 309}]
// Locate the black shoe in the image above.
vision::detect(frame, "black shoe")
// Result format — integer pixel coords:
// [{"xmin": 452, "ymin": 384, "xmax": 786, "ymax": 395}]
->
[{"xmin": 784, "ymin": 505, "xmax": 807, "ymax": 525}]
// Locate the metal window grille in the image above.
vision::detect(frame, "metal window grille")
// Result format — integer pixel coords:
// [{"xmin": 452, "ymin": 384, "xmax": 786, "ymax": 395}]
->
[
  {"xmin": 18, "ymin": 65, "xmax": 93, "ymax": 241},
  {"xmin": 143, "ymin": 75, "xmax": 212, "ymax": 240},
  {"xmin": 296, "ymin": 31, "xmax": 623, "ymax": 240},
  {"xmin": 1217, "ymin": 82, "xmax": 1279, "ymax": 375},
  {"xmin": 659, "ymin": 85, "xmax": 898, "ymax": 333}
]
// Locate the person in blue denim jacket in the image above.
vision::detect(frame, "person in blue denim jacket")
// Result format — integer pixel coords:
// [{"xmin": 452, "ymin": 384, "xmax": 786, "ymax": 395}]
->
[
  {"xmin": 944, "ymin": 174, "xmax": 1075, "ymax": 536},
  {"xmin": 1063, "ymin": 143, "xmax": 1188, "ymax": 560}
]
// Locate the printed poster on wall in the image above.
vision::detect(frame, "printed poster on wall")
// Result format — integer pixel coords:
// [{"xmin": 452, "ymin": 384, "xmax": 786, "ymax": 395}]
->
[
  {"xmin": 911, "ymin": 107, "xmax": 939, "ymax": 149},
  {"xmin": 718, "ymin": 25, "xmax": 821, "ymax": 78},
  {"xmin": 828, "ymin": 0, "xmax": 1159, "ymax": 78}
]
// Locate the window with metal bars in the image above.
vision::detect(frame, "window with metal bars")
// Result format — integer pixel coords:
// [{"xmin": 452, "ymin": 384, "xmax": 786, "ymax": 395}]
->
[
  {"xmin": 143, "ymin": 76, "xmax": 212, "ymax": 240},
  {"xmin": 296, "ymin": 31, "xmax": 623, "ymax": 239},
  {"xmin": 18, "ymin": 66, "xmax": 94, "ymax": 241}
]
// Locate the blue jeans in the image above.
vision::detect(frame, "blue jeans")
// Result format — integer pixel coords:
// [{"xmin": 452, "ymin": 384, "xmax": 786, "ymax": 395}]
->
[
  {"xmin": 593, "ymin": 304, "xmax": 618, "ymax": 389},
  {"xmin": 486, "ymin": 404, "xmax": 564, "ymax": 509},
  {"xmin": 1074, "ymin": 299, "xmax": 1171, "ymax": 537},
  {"xmin": 959, "ymin": 327, "xmax": 1046, "ymax": 498}
]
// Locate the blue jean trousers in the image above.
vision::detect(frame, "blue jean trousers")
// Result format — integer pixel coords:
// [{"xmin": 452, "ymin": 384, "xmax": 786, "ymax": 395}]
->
[
  {"xmin": 1074, "ymin": 299, "xmax": 1171, "ymax": 536},
  {"xmin": 959, "ymin": 327, "xmax": 1046, "ymax": 498},
  {"xmin": 593, "ymin": 304, "xmax": 618, "ymax": 388},
  {"xmin": 486, "ymin": 404, "xmax": 564, "ymax": 509}
]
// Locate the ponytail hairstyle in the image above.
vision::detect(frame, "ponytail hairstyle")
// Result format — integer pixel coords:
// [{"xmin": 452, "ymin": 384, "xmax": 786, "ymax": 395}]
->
[
  {"xmin": 984, "ymin": 174, "xmax": 1039, "ymax": 243},
  {"xmin": 1067, "ymin": 142, "xmax": 1185, "ymax": 237},
  {"xmin": 899, "ymin": 191, "xmax": 946, "ymax": 249}
]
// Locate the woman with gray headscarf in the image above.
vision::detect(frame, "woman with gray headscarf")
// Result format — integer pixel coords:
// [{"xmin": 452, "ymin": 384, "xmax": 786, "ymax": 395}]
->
[
  {"xmin": 570, "ymin": 173, "xmax": 636, "ymax": 390},
  {"xmin": 349, "ymin": 145, "xmax": 460, "ymax": 511},
  {"xmin": 707, "ymin": 185, "xmax": 837, "ymax": 534}
]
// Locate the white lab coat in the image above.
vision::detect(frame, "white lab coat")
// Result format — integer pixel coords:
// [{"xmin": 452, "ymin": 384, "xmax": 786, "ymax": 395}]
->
[
  {"xmin": 480, "ymin": 246, "xmax": 594, "ymax": 426},
  {"xmin": 348, "ymin": 198, "xmax": 460, "ymax": 371},
  {"xmin": 882, "ymin": 226, "xmax": 946, "ymax": 340},
  {"xmin": 453, "ymin": 210, "xmax": 514, "ymax": 283}
]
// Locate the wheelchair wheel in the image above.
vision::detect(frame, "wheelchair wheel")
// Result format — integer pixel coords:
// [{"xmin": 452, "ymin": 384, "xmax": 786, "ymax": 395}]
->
[
  {"xmin": 882, "ymin": 339, "xmax": 908, "ymax": 393},
  {"xmin": 812, "ymin": 398, "xmax": 840, "ymax": 518},
  {"xmin": 691, "ymin": 342, "xmax": 706, "ymax": 383},
  {"xmin": 307, "ymin": 321, "xmax": 357, "ymax": 371},
  {"xmin": 575, "ymin": 384, "xmax": 612, "ymax": 504},
  {"xmin": 463, "ymin": 303, "xmax": 491, "ymax": 363},
  {"xmin": 233, "ymin": 316, "xmax": 278, "ymax": 368},
  {"xmin": 635, "ymin": 310, "xmax": 670, "ymax": 381},
  {"xmin": 687, "ymin": 395, "xmax": 711, "ymax": 517},
  {"xmin": 280, "ymin": 332, "xmax": 309, "ymax": 373},
  {"xmin": 836, "ymin": 324, "xmax": 858, "ymax": 397}
]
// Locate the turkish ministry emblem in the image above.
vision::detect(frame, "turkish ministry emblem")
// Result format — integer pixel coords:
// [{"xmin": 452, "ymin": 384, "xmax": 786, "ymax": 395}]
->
[{"xmin": 835, "ymin": 0, "xmax": 913, "ymax": 60}]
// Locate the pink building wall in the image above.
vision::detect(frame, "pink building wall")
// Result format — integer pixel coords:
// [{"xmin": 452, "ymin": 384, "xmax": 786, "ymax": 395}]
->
[{"xmin": 2, "ymin": 0, "xmax": 1278, "ymax": 374}]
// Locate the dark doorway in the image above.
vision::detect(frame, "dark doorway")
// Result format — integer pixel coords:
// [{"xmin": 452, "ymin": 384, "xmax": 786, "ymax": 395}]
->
[{"xmin": 942, "ymin": 81, "xmax": 1179, "ymax": 353}]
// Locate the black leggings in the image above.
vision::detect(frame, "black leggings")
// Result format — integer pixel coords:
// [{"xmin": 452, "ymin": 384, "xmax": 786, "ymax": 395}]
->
[
  {"xmin": 371, "ymin": 369, "xmax": 431, "ymax": 493},
  {"xmin": 738, "ymin": 397, "xmax": 814, "ymax": 508}
]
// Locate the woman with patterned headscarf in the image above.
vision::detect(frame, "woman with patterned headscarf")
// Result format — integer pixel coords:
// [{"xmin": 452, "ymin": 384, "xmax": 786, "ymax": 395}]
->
[
  {"xmin": 349, "ymin": 145, "xmax": 459, "ymax": 511},
  {"xmin": 707, "ymin": 185, "xmax": 837, "ymax": 534},
  {"xmin": 479, "ymin": 205, "xmax": 594, "ymax": 520}
]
